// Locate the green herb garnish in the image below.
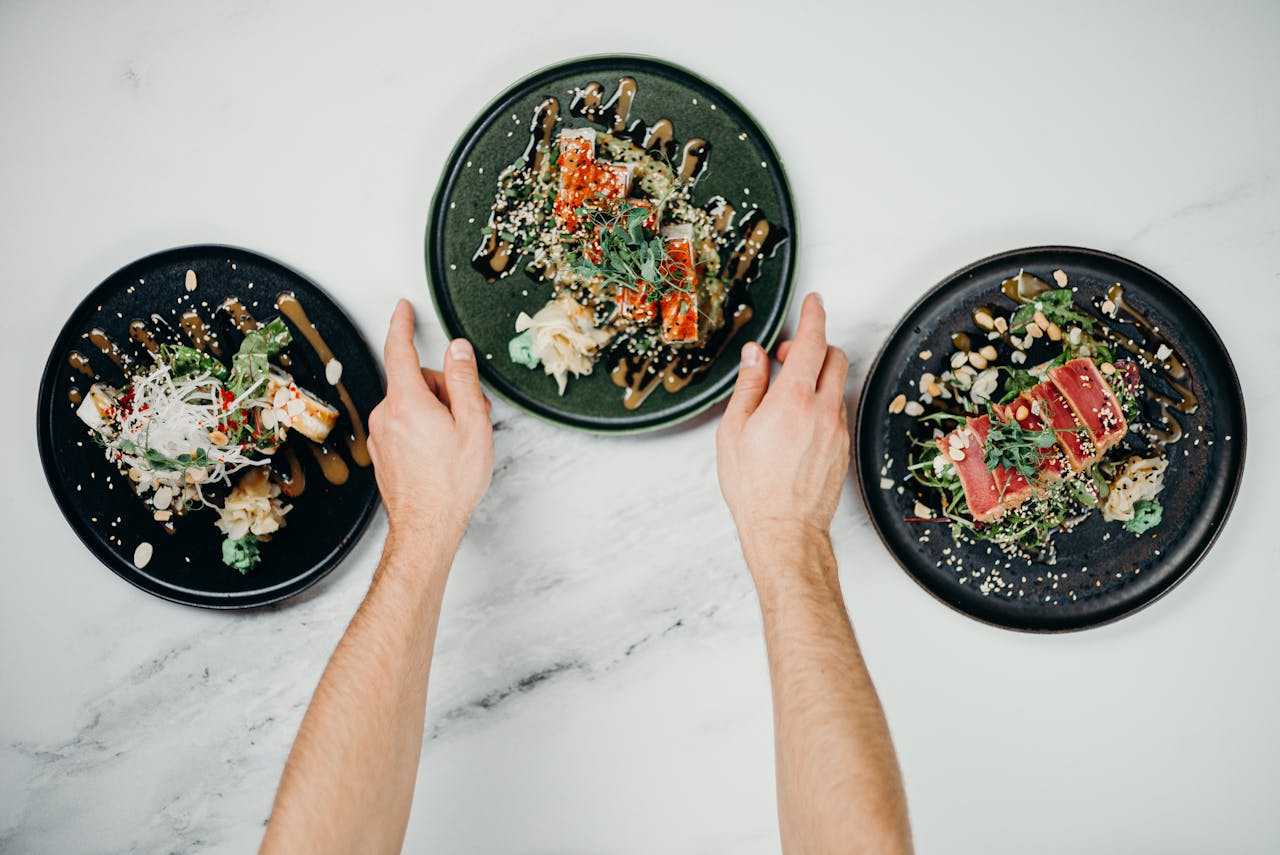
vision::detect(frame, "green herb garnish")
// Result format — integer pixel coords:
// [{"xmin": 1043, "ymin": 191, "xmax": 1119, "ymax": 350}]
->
[
  {"xmin": 982, "ymin": 405, "xmax": 1062, "ymax": 480},
  {"xmin": 227, "ymin": 317, "xmax": 291, "ymax": 397},
  {"xmin": 567, "ymin": 200, "xmax": 693, "ymax": 303}
]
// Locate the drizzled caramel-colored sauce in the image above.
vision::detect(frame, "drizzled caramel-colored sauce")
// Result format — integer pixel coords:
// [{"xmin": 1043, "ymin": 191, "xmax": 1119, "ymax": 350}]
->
[
  {"xmin": 128, "ymin": 320, "xmax": 159, "ymax": 353},
  {"xmin": 68, "ymin": 387, "xmax": 82, "ymax": 405},
  {"xmin": 724, "ymin": 211, "xmax": 783, "ymax": 286},
  {"xmin": 611, "ymin": 303, "xmax": 755, "ymax": 410},
  {"xmin": 179, "ymin": 309, "xmax": 220, "ymax": 356},
  {"xmin": 275, "ymin": 446, "xmax": 306, "ymax": 497},
  {"xmin": 306, "ymin": 440, "xmax": 350, "ymax": 485},
  {"xmin": 68, "ymin": 351, "xmax": 95, "ymax": 378},
  {"xmin": 275, "ymin": 291, "xmax": 370, "ymax": 467},
  {"xmin": 88, "ymin": 329, "xmax": 127, "ymax": 369}
]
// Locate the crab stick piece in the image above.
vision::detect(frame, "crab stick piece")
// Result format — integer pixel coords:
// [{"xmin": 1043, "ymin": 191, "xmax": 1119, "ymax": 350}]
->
[{"xmin": 659, "ymin": 224, "xmax": 698, "ymax": 343}]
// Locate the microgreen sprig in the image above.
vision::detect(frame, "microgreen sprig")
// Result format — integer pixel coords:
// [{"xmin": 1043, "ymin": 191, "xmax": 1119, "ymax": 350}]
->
[{"xmin": 566, "ymin": 199, "xmax": 693, "ymax": 303}]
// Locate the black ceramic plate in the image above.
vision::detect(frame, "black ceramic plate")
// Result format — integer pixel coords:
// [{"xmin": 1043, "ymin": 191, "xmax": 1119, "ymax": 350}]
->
[
  {"xmin": 36, "ymin": 246, "xmax": 382, "ymax": 609},
  {"xmin": 855, "ymin": 246, "xmax": 1246, "ymax": 632},
  {"xmin": 425, "ymin": 55, "xmax": 797, "ymax": 433}
]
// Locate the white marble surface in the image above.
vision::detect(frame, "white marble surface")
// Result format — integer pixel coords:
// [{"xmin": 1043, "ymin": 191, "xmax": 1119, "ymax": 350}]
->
[{"xmin": 2, "ymin": 1, "xmax": 1278, "ymax": 852}]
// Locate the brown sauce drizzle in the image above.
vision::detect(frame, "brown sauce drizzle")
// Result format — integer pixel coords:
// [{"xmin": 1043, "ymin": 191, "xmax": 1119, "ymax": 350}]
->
[
  {"xmin": 128, "ymin": 320, "xmax": 159, "ymax": 353},
  {"xmin": 68, "ymin": 351, "xmax": 95, "ymax": 378},
  {"xmin": 275, "ymin": 291, "xmax": 370, "ymax": 467},
  {"xmin": 724, "ymin": 211, "xmax": 785, "ymax": 286},
  {"xmin": 611, "ymin": 301, "xmax": 755, "ymax": 410},
  {"xmin": 179, "ymin": 309, "xmax": 221, "ymax": 356},
  {"xmin": 306, "ymin": 440, "xmax": 350, "ymax": 485},
  {"xmin": 275, "ymin": 445, "xmax": 307, "ymax": 497},
  {"xmin": 88, "ymin": 328, "xmax": 129, "ymax": 370},
  {"xmin": 68, "ymin": 387, "xmax": 83, "ymax": 405},
  {"xmin": 998, "ymin": 273, "xmax": 1198, "ymax": 450}
]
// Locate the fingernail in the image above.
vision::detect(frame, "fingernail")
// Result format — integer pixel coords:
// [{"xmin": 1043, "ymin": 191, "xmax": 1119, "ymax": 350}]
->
[
  {"xmin": 812, "ymin": 292, "xmax": 824, "ymax": 307},
  {"xmin": 741, "ymin": 343, "xmax": 760, "ymax": 366},
  {"xmin": 449, "ymin": 339, "xmax": 474, "ymax": 361}
]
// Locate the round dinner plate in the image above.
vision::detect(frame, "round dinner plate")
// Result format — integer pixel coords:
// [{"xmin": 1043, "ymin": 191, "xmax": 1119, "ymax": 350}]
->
[
  {"xmin": 425, "ymin": 55, "xmax": 797, "ymax": 433},
  {"xmin": 36, "ymin": 246, "xmax": 383, "ymax": 609},
  {"xmin": 855, "ymin": 246, "xmax": 1246, "ymax": 632}
]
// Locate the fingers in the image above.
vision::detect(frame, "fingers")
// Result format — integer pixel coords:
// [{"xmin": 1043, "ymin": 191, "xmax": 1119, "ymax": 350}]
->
[
  {"xmin": 443, "ymin": 339, "xmax": 490, "ymax": 426},
  {"xmin": 776, "ymin": 339, "xmax": 793, "ymax": 364},
  {"xmin": 816, "ymin": 345, "xmax": 850, "ymax": 411},
  {"xmin": 421, "ymin": 367, "xmax": 448, "ymax": 403},
  {"xmin": 383, "ymin": 300, "xmax": 430, "ymax": 395},
  {"xmin": 424, "ymin": 366, "xmax": 493, "ymax": 415},
  {"xmin": 777, "ymin": 293, "xmax": 828, "ymax": 388},
  {"xmin": 721, "ymin": 341, "xmax": 770, "ymax": 429}
]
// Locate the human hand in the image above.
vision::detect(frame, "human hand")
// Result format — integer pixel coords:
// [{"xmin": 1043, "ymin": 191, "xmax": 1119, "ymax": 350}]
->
[
  {"xmin": 367, "ymin": 300, "xmax": 494, "ymax": 547},
  {"xmin": 716, "ymin": 293, "xmax": 851, "ymax": 554}
]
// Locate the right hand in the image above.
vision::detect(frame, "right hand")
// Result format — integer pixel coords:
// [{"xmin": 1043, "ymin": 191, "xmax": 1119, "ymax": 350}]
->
[
  {"xmin": 715, "ymin": 293, "xmax": 851, "ymax": 551},
  {"xmin": 367, "ymin": 300, "xmax": 494, "ymax": 545}
]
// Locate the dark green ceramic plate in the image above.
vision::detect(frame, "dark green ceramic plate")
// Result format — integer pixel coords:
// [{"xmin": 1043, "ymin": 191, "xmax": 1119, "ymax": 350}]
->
[{"xmin": 425, "ymin": 55, "xmax": 797, "ymax": 433}]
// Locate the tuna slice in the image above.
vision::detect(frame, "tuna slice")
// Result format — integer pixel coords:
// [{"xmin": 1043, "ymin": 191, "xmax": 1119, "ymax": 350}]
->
[
  {"xmin": 992, "ymin": 395, "xmax": 1067, "ymax": 483},
  {"xmin": 936, "ymin": 423, "xmax": 1003, "ymax": 523},
  {"xmin": 1047, "ymin": 357, "xmax": 1127, "ymax": 454},
  {"xmin": 966, "ymin": 414, "xmax": 1034, "ymax": 508},
  {"xmin": 1027, "ymin": 381, "xmax": 1096, "ymax": 470}
]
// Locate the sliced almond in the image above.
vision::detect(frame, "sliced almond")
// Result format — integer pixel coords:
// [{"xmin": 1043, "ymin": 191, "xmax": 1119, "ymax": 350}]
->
[
  {"xmin": 913, "ymin": 501, "xmax": 933, "ymax": 518},
  {"xmin": 927, "ymin": 381, "xmax": 942, "ymax": 397},
  {"xmin": 967, "ymin": 351, "xmax": 988, "ymax": 370},
  {"xmin": 1026, "ymin": 323, "xmax": 1043, "ymax": 340},
  {"xmin": 1100, "ymin": 362, "xmax": 1116, "ymax": 375},
  {"xmin": 979, "ymin": 345, "xmax": 998, "ymax": 361},
  {"xmin": 904, "ymin": 401, "xmax": 924, "ymax": 416},
  {"xmin": 994, "ymin": 316, "xmax": 1008, "ymax": 333},
  {"xmin": 974, "ymin": 309, "xmax": 994, "ymax": 330},
  {"xmin": 1052, "ymin": 269, "xmax": 1068, "ymax": 287},
  {"xmin": 153, "ymin": 486, "xmax": 173, "ymax": 510},
  {"xmin": 948, "ymin": 447, "xmax": 966, "ymax": 462},
  {"xmin": 888, "ymin": 394, "xmax": 907, "ymax": 414},
  {"xmin": 128, "ymin": 467, "xmax": 143, "ymax": 481},
  {"xmin": 153, "ymin": 510, "xmax": 172, "ymax": 522},
  {"xmin": 950, "ymin": 351, "xmax": 968, "ymax": 369},
  {"xmin": 208, "ymin": 429, "xmax": 228, "ymax": 446},
  {"xmin": 1046, "ymin": 322, "xmax": 1062, "ymax": 341},
  {"xmin": 1033, "ymin": 310, "xmax": 1050, "ymax": 330},
  {"xmin": 1101, "ymin": 299, "xmax": 1116, "ymax": 316},
  {"xmin": 918, "ymin": 349, "xmax": 932, "ymax": 360},
  {"xmin": 1015, "ymin": 404, "xmax": 1030, "ymax": 421},
  {"xmin": 918, "ymin": 372, "xmax": 935, "ymax": 395}
]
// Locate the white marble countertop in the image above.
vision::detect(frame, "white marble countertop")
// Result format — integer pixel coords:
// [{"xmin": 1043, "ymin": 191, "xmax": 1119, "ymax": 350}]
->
[{"xmin": 3, "ymin": 2, "xmax": 1278, "ymax": 852}]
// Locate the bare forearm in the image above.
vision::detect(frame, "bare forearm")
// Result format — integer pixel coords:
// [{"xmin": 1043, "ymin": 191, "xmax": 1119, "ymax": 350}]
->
[
  {"xmin": 260, "ymin": 527, "xmax": 457, "ymax": 855},
  {"xmin": 743, "ymin": 528, "xmax": 912, "ymax": 855}
]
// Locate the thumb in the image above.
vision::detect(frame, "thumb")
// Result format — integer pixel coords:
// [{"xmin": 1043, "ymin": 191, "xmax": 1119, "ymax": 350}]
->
[
  {"xmin": 443, "ymin": 338, "xmax": 489, "ymax": 425},
  {"xmin": 722, "ymin": 342, "xmax": 770, "ymax": 429}
]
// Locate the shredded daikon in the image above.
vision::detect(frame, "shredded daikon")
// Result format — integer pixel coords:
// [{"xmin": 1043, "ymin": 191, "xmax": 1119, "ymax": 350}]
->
[{"xmin": 101, "ymin": 362, "xmax": 270, "ymax": 509}]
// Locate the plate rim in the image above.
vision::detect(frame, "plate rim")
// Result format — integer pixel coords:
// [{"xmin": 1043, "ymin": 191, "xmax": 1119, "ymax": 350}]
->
[
  {"xmin": 35, "ymin": 243, "xmax": 383, "ymax": 610},
  {"xmin": 853, "ymin": 244, "xmax": 1248, "ymax": 633},
  {"xmin": 423, "ymin": 52, "xmax": 799, "ymax": 435}
]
